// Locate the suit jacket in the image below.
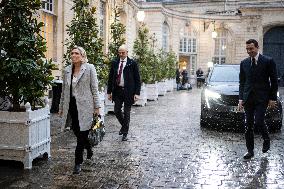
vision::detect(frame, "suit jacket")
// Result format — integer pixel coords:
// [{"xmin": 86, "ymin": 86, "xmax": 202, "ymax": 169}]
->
[
  {"xmin": 239, "ymin": 54, "xmax": 278, "ymax": 104},
  {"xmin": 59, "ymin": 63, "xmax": 100, "ymax": 131},
  {"xmin": 107, "ymin": 57, "xmax": 141, "ymax": 104}
]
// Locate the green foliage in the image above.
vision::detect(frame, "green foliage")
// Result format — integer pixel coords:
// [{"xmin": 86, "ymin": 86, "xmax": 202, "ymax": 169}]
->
[
  {"xmin": 133, "ymin": 24, "xmax": 156, "ymax": 84},
  {"xmin": 0, "ymin": 0, "xmax": 55, "ymax": 111},
  {"xmin": 156, "ymin": 50, "xmax": 168, "ymax": 82},
  {"xmin": 65, "ymin": 0, "xmax": 107, "ymax": 89},
  {"xmin": 166, "ymin": 50, "xmax": 178, "ymax": 79},
  {"xmin": 108, "ymin": 7, "xmax": 126, "ymax": 61},
  {"xmin": 133, "ymin": 25, "xmax": 177, "ymax": 83}
]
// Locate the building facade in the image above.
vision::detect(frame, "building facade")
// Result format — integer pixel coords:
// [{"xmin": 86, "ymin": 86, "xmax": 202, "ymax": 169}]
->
[{"xmin": 40, "ymin": 0, "xmax": 284, "ymax": 79}]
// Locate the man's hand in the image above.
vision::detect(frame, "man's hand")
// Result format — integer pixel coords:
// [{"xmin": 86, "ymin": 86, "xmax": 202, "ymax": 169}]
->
[
  {"xmin": 268, "ymin": 100, "xmax": 277, "ymax": 109},
  {"xmin": 134, "ymin": 95, "xmax": 139, "ymax": 102},
  {"xmin": 108, "ymin": 94, "xmax": 112, "ymax": 101},
  {"xmin": 238, "ymin": 100, "xmax": 244, "ymax": 112}
]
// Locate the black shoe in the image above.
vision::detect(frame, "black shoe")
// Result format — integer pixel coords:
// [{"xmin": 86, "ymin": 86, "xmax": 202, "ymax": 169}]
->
[
  {"xmin": 243, "ymin": 152, "xmax": 254, "ymax": 159},
  {"xmin": 262, "ymin": 140, "xmax": 270, "ymax": 153},
  {"xmin": 73, "ymin": 164, "xmax": 81, "ymax": 174},
  {"xmin": 122, "ymin": 134, "xmax": 128, "ymax": 141},
  {"xmin": 119, "ymin": 130, "xmax": 123, "ymax": 135}
]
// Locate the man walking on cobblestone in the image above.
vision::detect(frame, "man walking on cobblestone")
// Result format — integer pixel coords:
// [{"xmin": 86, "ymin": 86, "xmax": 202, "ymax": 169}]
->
[
  {"xmin": 107, "ymin": 45, "xmax": 141, "ymax": 141},
  {"xmin": 238, "ymin": 39, "xmax": 278, "ymax": 159}
]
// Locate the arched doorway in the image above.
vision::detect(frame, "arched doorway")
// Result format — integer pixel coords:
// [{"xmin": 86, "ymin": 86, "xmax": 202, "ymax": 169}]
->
[{"xmin": 263, "ymin": 26, "xmax": 284, "ymax": 82}]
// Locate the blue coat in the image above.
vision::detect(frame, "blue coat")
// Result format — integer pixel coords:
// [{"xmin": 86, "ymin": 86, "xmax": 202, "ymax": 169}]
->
[{"xmin": 239, "ymin": 54, "xmax": 278, "ymax": 104}]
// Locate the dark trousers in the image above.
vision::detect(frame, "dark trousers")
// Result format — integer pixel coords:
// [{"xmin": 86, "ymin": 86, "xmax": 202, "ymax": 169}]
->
[
  {"xmin": 244, "ymin": 94, "xmax": 270, "ymax": 152},
  {"xmin": 69, "ymin": 97, "xmax": 92, "ymax": 165},
  {"xmin": 114, "ymin": 87, "xmax": 132, "ymax": 134}
]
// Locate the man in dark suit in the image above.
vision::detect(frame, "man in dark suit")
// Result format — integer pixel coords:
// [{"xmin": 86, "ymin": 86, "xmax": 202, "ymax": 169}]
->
[
  {"xmin": 107, "ymin": 45, "xmax": 141, "ymax": 141},
  {"xmin": 238, "ymin": 39, "xmax": 278, "ymax": 159}
]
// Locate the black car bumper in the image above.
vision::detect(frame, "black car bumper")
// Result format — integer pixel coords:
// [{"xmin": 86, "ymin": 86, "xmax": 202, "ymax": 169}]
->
[{"xmin": 201, "ymin": 98, "xmax": 282, "ymax": 131}]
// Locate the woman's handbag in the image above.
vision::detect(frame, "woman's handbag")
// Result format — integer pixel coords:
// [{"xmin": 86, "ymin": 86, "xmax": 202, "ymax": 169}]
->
[{"xmin": 88, "ymin": 114, "xmax": 105, "ymax": 147}]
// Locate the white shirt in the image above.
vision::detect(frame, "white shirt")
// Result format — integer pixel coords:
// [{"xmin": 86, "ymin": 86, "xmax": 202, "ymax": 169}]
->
[
  {"xmin": 251, "ymin": 52, "xmax": 260, "ymax": 65},
  {"xmin": 118, "ymin": 58, "xmax": 127, "ymax": 86}
]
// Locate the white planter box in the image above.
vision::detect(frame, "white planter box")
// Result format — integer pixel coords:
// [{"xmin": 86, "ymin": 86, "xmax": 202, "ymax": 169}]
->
[
  {"xmin": 158, "ymin": 81, "xmax": 167, "ymax": 96},
  {"xmin": 98, "ymin": 92, "xmax": 105, "ymax": 122},
  {"xmin": 134, "ymin": 83, "xmax": 147, "ymax": 106},
  {"xmin": 146, "ymin": 82, "xmax": 158, "ymax": 101},
  {"xmin": 0, "ymin": 98, "xmax": 51, "ymax": 169},
  {"xmin": 166, "ymin": 79, "xmax": 174, "ymax": 92},
  {"xmin": 173, "ymin": 78, "xmax": 177, "ymax": 89}
]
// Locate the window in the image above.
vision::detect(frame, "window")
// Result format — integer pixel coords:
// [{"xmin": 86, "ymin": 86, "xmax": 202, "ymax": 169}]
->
[
  {"xmin": 179, "ymin": 27, "xmax": 197, "ymax": 53},
  {"xmin": 42, "ymin": 0, "xmax": 53, "ymax": 13},
  {"xmin": 213, "ymin": 29, "xmax": 228, "ymax": 64},
  {"xmin": 162, "ymin": 22, "xmax": 169, "ymax": 52},
  {"xmin": 99, "ymin": 1, "xmax": 106, "ymax": 38},
  {"xmin": 179, "ymin": 25, "xmax": 197, "ymax": 75},
  {"xmin": 40, "ymin": 12, "xmax": 56, "ymax": 62}
]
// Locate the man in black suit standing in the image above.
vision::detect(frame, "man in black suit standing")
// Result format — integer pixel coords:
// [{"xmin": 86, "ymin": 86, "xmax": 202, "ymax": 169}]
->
[
  {"xmin": 107, "ymin": 45, "xmax": 141, "ymax": 141},
  {"xmin": 238, "ymin": 39, "xmax": 278, "ymax": 159}
]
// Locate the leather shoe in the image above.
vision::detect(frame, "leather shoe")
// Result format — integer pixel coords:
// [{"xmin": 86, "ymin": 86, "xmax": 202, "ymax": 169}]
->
[
  {"xmin": 243, "ymin": 152, "xmax": 254, "ymax": 159},
  {"xmin": 262, "ymin": 140, "xmax": 270, "ymax": 153},
  {"xmin": 119, "ymin": 131, "xmax": 123, "ymax": 135},
  {"xmin": 122, "ymin": 134, "xmax": 128, "ymax": 141},
  {"xmin": 87, "ymin": 151, "xmax": 93, "ymax": 159},
  {"xmin": 73, "ymin": 164, "xmax": 81, "ymax": 174}
]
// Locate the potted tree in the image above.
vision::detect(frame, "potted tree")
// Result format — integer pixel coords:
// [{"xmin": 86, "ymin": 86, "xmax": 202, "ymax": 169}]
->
[
  {"xmin": 166, "ymin": 50, "xmax": 178, "ymax": 92},
  {"xmin": 133, "ymin": 25, "xmax": 158, "ymax": 102},
  {"xmin": 157, "ymin": 50, "xmax": 168, "ymax": 96},
  {"xmin": 0, "ymin": 0, "xmax": 54, "ymax": 169}
]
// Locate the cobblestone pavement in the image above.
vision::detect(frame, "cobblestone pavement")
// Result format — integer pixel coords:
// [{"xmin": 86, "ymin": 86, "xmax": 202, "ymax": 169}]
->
[{"xmin": 1, "ymin": 88, "xmax": 284, "ymax": 189}]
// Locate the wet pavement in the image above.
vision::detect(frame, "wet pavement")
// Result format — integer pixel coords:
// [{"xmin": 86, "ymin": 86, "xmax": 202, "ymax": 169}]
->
[{"xmin": 1, "ymin": 88, "xmax": 284, "ymax": 189}]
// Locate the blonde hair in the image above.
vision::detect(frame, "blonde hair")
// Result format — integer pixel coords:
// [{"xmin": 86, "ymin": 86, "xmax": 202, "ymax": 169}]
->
[{"xmin": 71, "ymin": 46, "xmax": 88, "ymax": 63}]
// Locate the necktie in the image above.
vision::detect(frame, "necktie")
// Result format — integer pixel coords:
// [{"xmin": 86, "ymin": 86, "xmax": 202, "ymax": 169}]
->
[
  {"xmin": 116, "ymin": 61, "xmax": 124, "ymax": 85},
  {"xmin": 252, "ymin": 57, "xmax": 256, "ymax": 69}
]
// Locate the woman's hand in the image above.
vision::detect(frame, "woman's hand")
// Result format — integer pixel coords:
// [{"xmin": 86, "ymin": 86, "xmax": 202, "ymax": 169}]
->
[
  {"xmin": 94, "ymin": 108, "xmax": 100, "ymax": 116},
  {"xmin": 268, "ymin": 100, "xmax": 277, "ymax": 109}
]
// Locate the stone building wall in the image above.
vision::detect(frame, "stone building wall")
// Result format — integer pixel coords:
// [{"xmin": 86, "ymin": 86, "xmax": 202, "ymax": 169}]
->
[
  {"xmin": 40, "ymin": 0, "xmax": 284, "ymax": 78},
  {"xmin": 135, "ymin": 0, "xmax": 284, "ymax": 75}
]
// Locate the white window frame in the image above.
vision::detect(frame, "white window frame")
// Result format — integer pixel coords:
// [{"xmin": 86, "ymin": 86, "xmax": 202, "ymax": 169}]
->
[
  {"xmin": 179, "ymin": 26, "xmax": 198, "ymax": 76},
  {"xmin": 41, "ymin": 0, "xmax": 54, "ymax": 14},
  {"xmin": 162, "ymin": 22, "xmax": 169, "ymax": 52},
  {"xmin": 213, "ymin": 30, "xmax": 227, "ymax": 64},
  {"xmin": 179, "ymin": 28, "xmax": 197, "ymax": 54}
]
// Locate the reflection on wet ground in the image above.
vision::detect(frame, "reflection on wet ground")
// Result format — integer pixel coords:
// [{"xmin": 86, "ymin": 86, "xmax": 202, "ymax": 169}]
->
[{"xmin": 1, "ymin": 88, "xmax": 284, "ymax": 188}]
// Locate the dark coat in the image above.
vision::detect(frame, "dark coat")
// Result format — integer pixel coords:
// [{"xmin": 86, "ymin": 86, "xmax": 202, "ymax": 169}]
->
[
  {"xmin": 239, "ymin": 54, "xmax": 278, "ymax": 104},
  {"xmin": 107, "ymin": 57, "xmax": 141, "ymax": 104}
]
